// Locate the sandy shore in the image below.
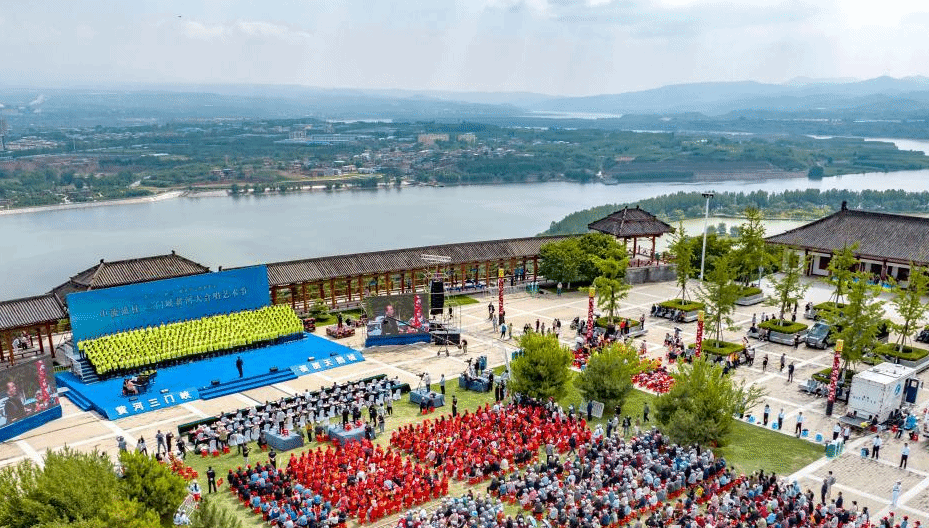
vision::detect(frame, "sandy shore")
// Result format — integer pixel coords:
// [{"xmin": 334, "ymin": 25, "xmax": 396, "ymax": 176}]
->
[{"xmin": 0, "ymin": 190, "xmax": 185, "ymax": 216}]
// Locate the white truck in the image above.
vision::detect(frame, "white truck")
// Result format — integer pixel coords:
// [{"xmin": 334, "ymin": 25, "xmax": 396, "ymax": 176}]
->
[{"xmin": 845, "ymin": 362, "xmax": 918, "ymax": 424}]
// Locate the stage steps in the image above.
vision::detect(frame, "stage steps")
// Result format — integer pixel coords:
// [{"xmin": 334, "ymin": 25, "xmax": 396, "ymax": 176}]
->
[
  {"xmin": 197, "ymin": 369, "xmax": 298, "ymax": 400},
  {"xmin": 60, "ymin": 388, "xmax": 93, "ymax": 412},
  {"xmin": 73, "ymin": 357, "xmax": 100, "ymax": 384}
]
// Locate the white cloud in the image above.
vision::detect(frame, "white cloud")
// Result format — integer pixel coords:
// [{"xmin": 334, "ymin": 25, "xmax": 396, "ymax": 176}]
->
[{"xmin": 183, "ymin": 20, "xmax": 228, "ymax": 41}]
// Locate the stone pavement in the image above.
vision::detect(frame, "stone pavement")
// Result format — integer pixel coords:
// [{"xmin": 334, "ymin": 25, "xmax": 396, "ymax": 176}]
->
[{"xmin": 2, "ymin": 276, "xmax": 929, "ymax": 522}]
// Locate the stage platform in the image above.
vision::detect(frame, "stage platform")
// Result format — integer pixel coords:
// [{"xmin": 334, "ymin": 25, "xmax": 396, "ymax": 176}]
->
[{"xmin": 57, "ymin": 333, "xmax": 364, "ymax": 420}]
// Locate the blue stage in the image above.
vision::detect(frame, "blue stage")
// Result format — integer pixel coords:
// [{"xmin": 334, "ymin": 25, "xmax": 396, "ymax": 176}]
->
[{"xmin": 58, "ymin": 333, "xmax": 364, "ymax": 420}]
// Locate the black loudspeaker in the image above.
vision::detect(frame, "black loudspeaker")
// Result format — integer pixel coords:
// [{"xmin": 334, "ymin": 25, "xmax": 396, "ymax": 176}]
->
[
  {"xmin": 211, "ymin": 379, "xmax": 221, "ymax": 386},
  {"xmin": 269, "ymin": 366, "xmax": 279, "ymax": 372},
  {"xmin": 430, "ymin": 280, "xmax": 445, "ymax": 315}
]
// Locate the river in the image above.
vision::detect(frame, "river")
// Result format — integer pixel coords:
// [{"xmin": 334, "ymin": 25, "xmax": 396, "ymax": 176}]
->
[{"xmin": 1, "ymin": 139, "xmax": 928, "ymax": 300}]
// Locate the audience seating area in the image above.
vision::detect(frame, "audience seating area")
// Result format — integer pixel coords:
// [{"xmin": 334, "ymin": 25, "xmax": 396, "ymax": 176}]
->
[
  {"xmin": 181, "ymin": 374, "xmax": 405, "ymax": 454},
  {"xmin": 78, "ymin": 304, "xmax": 303, "ymax": 377},
  {"xmin": 390, "ymin": 399, "xmax": 591, "ymax": 483}
]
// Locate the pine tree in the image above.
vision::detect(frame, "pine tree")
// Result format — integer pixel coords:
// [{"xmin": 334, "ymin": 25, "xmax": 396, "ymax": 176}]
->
[
  {"xmin": 826, "ymin": 244, "xmax": 859, "ymax": 306},
  {"xmin": 697, "ymin": 252, "xmax": 742, "ymax": 344},
  {"xmin": 830, "ymin": 270, "xmax": 885, "ymax": 371},
  {"xmin": 575, "ymin": 342, "xmax": 645, "ymax": 411},
  {"xmin": 591, "ymin": 248, "xmax": 631, "ymax": 324},
  {"xmin": 509, "ymin": 332, "xmax": 573, "ymax": 401},
  {"xmin": 890, "ymin": 266, "xmax": 929, "ymax": 352},
  {"xmin": 667, "ymin": 222, "xmax": 694, "ymax": 302},
  {"xmin": 766, "ymin": 247, "xmax": 810, "ymax": 325}
]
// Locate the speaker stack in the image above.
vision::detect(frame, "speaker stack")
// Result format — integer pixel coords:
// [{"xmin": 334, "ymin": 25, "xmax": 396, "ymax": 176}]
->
[{"xmin": 430, "ymin": 280, "xmax": 445, "ymax": 315}]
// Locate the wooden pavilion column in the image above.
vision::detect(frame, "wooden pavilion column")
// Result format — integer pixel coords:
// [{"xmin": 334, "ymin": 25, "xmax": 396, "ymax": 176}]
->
[
  {"xmin": 400, "ymin": 273, "xmax": 405, "ymax": 293},
  {"xmin": 358, "ymin": 276, "xmax": 364, "ymax": 300},
  {"xmin": 533, "ymin": 257, "xmax": 538, "ymax": 282},
  {"xmin": 632, "ymin": 237, "xmax": 638, "ymax": 257},
  {"xmin": 303, "ymin": 283, "xmax": 309, "ymax": 312},
  {"xmin": 329, "ymin": 278, "xmax": 336, "ymax": 307},
  {"xmin": 386, "ymin": 272, "xmax": 392, "ymax": 294},
  {"xmin": 5, "ymin": 332, "xmax": 13, "ymax": 365},
  {"xmin": 46, "ymin": 323, "xmax": 55, "ymax": 358},
  {"xmin": 522, "ymin": 257, "xmax": 527, "ymax": 280},
  {"xmin": 347, "ymin": 277, "xmax": 352, "ymax": 302},
  {"xmin": 271, "ymin": 287, "xmax": 279, "ymax": 305},
  {"xmin": 290, "ymin": 286, "xmax": 297, "ymax": 310},
  {"xmin": 318, "ymin": 282, "xmax": 325, "ymax": 301},
  {"xmin": 37, "ymin": 327, "xmax": 45, "ymax": 355},
  {"xmin": 651, "ymin": 236, "xmax": 657, "ymax": 261}
]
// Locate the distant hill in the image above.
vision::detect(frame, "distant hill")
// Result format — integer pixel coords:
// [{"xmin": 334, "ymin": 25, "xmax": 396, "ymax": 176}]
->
[{"xmin": 528, "ymin": 76, "xmax": 929, "ymax": 115}]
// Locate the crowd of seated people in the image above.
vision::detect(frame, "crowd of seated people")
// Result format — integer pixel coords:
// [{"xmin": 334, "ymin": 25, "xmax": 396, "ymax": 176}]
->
[
  {"xmin": 186, "ymin": 376, "xmax": 401, "ymax": 454},
  {"xmin": 395, "ymin": 493, "xmax": 507, "ymax": 528},
  {"xmin": 489, "ymin": 428, "xmax": 729, "ymax": 528},
  {"xmin": 283, "ymin": 440, "xmax": 446, "ymax": 524},
  {"xmin": 390, "ymin": 397, "xmax": 591, "ymax": 483},
  {"xmin": 228, "ymin": 461, "xmax": 345, "ymax": 528},
  {"xmin": 683, "ymin": 468, "xmax": 874, "ymax": 528},
  {"xmin": 80, "ymin": 304, "xmax": 304, "ymax": 377}
]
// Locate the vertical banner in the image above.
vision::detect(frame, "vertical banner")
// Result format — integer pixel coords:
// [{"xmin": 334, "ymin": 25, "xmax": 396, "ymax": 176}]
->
[
  {"xmin": 827, "ymin": 339, "xmax": 843, "ymax": 416},
  {"xmin": 586, "ymin": 287, "xmax": 596, "ymax": 344},
  {"xmin": 498, "ymin": 268, "xmax": 505, "ymax": 320},
  {"xmin": 695, "ymin": 310, "xmax": 704, "ymax": 358}
]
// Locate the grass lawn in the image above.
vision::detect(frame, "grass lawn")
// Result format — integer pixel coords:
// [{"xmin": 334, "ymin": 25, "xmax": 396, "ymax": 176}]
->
[
  {"xmin": 181, "ymin": 370, "xmax": 823, "ymax": 526},
  {"xmin": 446, "ymin": 295, "xmax": 480, "ymax": 306},
  {"xmin": 718, "ymin": 421, "xmax": 823, "ymax": 475}
]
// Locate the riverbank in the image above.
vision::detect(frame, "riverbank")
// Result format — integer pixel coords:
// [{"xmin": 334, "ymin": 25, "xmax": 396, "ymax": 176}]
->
[{"xmin": 0, "ymin": 190, "xmax": 185, "ymax": 216}]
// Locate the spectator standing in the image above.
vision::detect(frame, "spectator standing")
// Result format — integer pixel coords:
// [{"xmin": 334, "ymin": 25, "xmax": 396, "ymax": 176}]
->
[
  {"xmin": 795, "ymin": 412, "xmax": 804, "ymax": 436},
  {"xmin": 242, "ymin": 443, "xmax": 250, "ymax": 466},
  {"xmin": 206, "ymin": 466, "xmax": 217, "ymax": 493},
  {"xmin": 872, "ymin": 434, "xmax": 882, "ymax": 459},
  {"xmin": 439, "ymin": 374, "xmax": 445, "ymax": 395},
  {"xmin": 788, "ymin": 362, "xmax": 795, "ymax": 382},
  {"xmin": 156, "ymin": 430, "xmax": 166, "ymax": 455},
  {"xmin": 901, "ymin": 443, "xmax": 910, "ymax": 468}
]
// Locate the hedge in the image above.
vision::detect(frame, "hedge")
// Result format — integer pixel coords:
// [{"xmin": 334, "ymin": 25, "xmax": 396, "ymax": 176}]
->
[
  {"xmin": 737, "ymin": 286, "xmax": 762, "ymax": 297},
  {"xmin": 658, "ymin": 299, "xmax": 705, "ymax": 312},
  {"xmin": 699, "ymin": 340, "xmax": 744, "ymax": 356},
  {"xmin": 758, "ymin": 320, "xmax": 809, "ymax": 334},
  {"xmin": 594, "ymin": 317, "xmax": 642, "ymax": 329},
  {"xmin": 876, "ymin": 344, "xmax": 929, "ymax": 362},
  {"xmin": 811, "ymin": 367, "xmax": 856, "ymax": 385},
  {"xmin": 813, "ymin": 301, "xmax": 847, "ymax": 311}
]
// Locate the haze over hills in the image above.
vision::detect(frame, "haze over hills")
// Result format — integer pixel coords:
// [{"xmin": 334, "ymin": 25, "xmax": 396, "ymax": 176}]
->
[{"xmin": 2, "ymin": 76, "xmax": 929, "ymax": 128}]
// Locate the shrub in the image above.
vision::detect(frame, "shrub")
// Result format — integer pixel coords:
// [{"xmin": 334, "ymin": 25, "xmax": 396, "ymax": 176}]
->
[
  {"xmin": 698, "ymin": 340, "xmax": 744, "ymax": 357},
  {"xmin": 737, "ymin": 286, "xmax": 762, "ymax": 297},
  {"xmin": 658, "ymin": 299, "xmax": 706, "ymax": 312},
  {"xmin": 811, "ymin": 368, "xmax": 856, "ymax": 385},
  {"xmin": 875, "ymin": 344, "xmax": 929, "ymax": 362},
  {"xmin": 758, "ymin": 320, "xmax": 808, "ymax": 334},
  {"xmin": 814, "ymin": 301, "xmax": 847, "ymax": 311},
  {"xmin": 594, "ymin": 317, "xmax": 641, "ymax": 329}
]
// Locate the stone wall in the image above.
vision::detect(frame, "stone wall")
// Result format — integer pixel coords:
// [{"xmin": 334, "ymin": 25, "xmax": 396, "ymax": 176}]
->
[{"xmin": 626, "ymin": 264, "xmax": 677, "ymax": 285}]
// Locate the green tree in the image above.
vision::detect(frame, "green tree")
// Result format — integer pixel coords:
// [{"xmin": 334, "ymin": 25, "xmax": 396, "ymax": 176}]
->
[
  {"xmin": 592, "ymin": 249, "xmax": 631, "ymax": 324},
  {"xmin": 829, "ymin": 270, "xmax": 885, "ymax": 370},
  {"xmin": 192, "ymin": 496, "xmax": 245, "ymax": 528},
  {"xmin": 118, "ymin": 451, "xmax": 187, "ymax": 524},
  {"xmin": 509, "ymin": 332, "xmax": 573, "ymax": 401},
  {"xmin": 538, "ymin": 238, "xmax": 582, "ymax": 289},
  {"xmin": 576, "ymin": 233, "xmax": 624, "ymax": 282},
  {"xmin": 826, "ymin": 244, "xmax": 859, "ymax": 305},
  {"xmin": 575, "ymin": 342, "xmax": 645, "ymax": 411},
  {"xmin": 0, "ymin": 448, "xmax": 121, "ymax": 528},
  {"xmin": 697, "ymin": 252, "xmax": 742, "ymax": 343},
  {"xmin": 733, "ymin": 207, "xmax": 773, "ymax": 286},
  {"xmin": 667, "ymin": 222, "xmax": 694, "ymax": 301},
  {"xmin": 766, "ymin": 248, "xmax": 810, "ymax": 324},
  {"xmin": 654, "ymin": 359, "xmax": 765, "ymax": 447},
  {"xmin": 889, "ymin": 266, "xmax": 929, "ymax": 352}
]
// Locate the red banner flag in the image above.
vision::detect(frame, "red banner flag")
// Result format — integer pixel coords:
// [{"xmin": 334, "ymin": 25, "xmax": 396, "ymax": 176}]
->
[
  {"xmin": 829, "ymin": 340, "xmax": 843, "ymax": 402},
  {"xmin": 586, "ymin": 288, "xmax": 596, "ymax": 344},
  {"xmin": 695, "ymin": 311, "xmax": 704, "ymax": 358}
]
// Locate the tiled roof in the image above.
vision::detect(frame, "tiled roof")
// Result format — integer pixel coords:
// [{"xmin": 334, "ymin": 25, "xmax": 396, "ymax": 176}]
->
[
  {"xmin": 766, "ymin": 208, "xmax": 929, "ymax": 265},
  {"xmin": 588, "ymin": 206, "xmax": 673, "ymax": 238},
  {"xmin": 51, "ymin": 252, "xmax": 210, "ymax": 304},
  {"xmin": 264, "ymin": 236, "xmax": 571, "ymax": 286},
  {"xmin": 0, "ymin": 294, "xmax": 66, "ymax": 331}
]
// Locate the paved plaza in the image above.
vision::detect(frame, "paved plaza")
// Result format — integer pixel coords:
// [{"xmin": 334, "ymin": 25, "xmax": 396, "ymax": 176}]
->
[{"xmin": 2, "ymin": 276, "xmax": 928, "ymax": 522}]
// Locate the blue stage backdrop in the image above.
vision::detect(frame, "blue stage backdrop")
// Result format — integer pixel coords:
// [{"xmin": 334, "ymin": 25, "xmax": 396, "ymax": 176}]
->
[{"xmin": 68, "ymin": 266, "xmax": 271, "ymax": 343}]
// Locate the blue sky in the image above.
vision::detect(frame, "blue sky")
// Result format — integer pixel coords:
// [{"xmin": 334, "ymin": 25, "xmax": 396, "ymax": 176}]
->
[{"xmin": 1, "ymin": 0, "xmax": 928, "ymax": 95}]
